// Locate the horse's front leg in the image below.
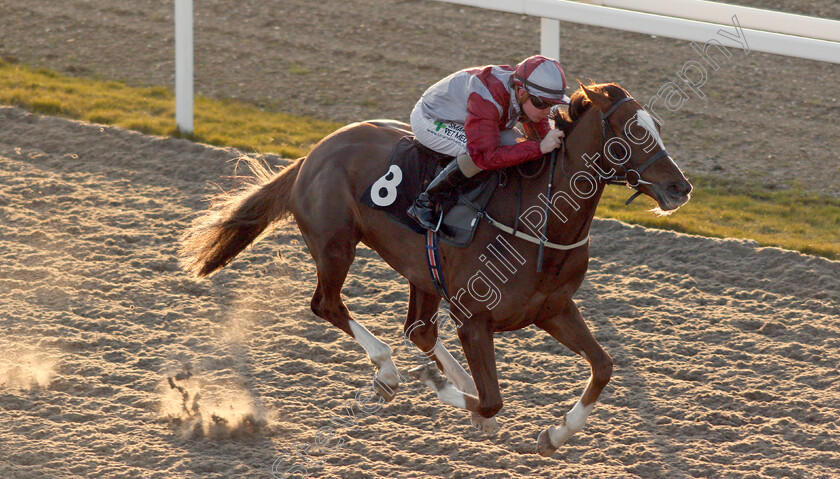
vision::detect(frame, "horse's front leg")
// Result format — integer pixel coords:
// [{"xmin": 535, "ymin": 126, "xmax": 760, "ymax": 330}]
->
[
  {"xmin": 458, "ymin": 318, "xmax": 504, "ymax": 432},
  {"xmin": 534, "ymin": 300, "xmax": 613, "ymax": 457}
]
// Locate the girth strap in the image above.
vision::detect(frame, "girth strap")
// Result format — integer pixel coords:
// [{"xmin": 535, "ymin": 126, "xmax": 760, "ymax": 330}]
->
[{"xmin": 425, "ymin": 229, "xmax": 449, "ymax": 298}]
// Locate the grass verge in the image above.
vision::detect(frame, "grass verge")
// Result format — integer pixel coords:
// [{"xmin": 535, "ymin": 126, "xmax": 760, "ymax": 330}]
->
[
  {"xmin": 1, "ymin": 60, "xmax": 838, "ymax": 260},
  {"xmin": 0, "ymin": 60, "xmax": 335, "ymax": 159}
]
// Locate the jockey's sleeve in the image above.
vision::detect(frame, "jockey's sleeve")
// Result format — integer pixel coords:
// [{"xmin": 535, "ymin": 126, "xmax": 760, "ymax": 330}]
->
[{"xmin": 464, "ymin": 93, "xmax": 543, "ymax": 170}]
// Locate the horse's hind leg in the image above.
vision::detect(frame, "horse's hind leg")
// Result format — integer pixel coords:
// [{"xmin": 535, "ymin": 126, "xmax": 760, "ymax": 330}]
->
[
  {"xmin": 300, "ymin": 217, "xmax": 402, "ymax": 401},
  {"xmin": 534, "ymin": 299, "xmax": 613, "ymax": 457}
]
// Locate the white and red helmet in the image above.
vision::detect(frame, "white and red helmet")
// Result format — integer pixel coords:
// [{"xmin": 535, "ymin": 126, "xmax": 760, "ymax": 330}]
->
[{"xmin": 512, "ymin": 55, "xmax": 570, "ymax": 106}]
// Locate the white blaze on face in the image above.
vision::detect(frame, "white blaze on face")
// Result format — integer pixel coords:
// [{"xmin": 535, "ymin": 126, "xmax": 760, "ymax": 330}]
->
[{"xmin": 635, "ymin": 110, "xmax": 665, "ymax": 150}]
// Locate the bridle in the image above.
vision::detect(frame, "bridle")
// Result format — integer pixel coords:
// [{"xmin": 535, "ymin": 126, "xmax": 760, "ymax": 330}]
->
[
  {"xmin": 564, "ymin": 96, "xmax": 671, "ymax": 205},
  {"xmin": 478, "ymin": 95, "xmax": 672, "ymax": 272}
]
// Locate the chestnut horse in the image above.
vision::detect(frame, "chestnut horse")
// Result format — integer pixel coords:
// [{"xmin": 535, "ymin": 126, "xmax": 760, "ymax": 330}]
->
[{"xmin": 179, "ymin": 83, "xmax": 691, "ymax": 456}]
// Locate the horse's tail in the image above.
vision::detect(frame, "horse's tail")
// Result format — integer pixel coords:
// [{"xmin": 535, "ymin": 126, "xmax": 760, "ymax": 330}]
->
[{"xmin": 179, "ymin": 156, "xmax": 304, "ymax": 278}]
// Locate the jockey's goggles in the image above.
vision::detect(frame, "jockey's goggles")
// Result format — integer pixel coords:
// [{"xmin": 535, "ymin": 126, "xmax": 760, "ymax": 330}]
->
[{"xmin": 529, "ymin": 94, "xmax": 564, "ymax": 110}]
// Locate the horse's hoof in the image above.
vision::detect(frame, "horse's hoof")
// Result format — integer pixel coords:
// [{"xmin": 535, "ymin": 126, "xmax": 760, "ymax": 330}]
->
[
  {"xmin": 407, "ymin": 362, "xmax": 448, "ymax": 389},
  {"xmin": 537, "ymin": 426, "xmax": 559, "ymax": 457},
  {"xmin": 407, "ymin": 362, "xmax": 435, "ymax": 381},
  {"xmin": 470, "ymin": 412, "xmax": 501, "ymax": 434},
  {"xmin": 373, "ymin": 377, "xmax": 399, "ymax": 403}
]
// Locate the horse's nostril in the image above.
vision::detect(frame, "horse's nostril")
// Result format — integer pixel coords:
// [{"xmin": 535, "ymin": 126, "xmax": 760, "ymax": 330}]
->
[{"xmin": 667, "ymin": 181, "xmax": 692, "ymax": 197}]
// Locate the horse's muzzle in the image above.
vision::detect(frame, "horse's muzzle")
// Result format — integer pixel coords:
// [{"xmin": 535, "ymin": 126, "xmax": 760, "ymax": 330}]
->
[{"xmin": 652, "ymin": 179, "xmax": 692, "ymax": 211}]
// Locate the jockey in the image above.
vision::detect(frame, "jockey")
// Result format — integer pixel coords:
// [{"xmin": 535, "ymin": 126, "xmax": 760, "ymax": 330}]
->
[{"xmin": 407, "ymin": 55, "xmax": 570, "ymax": 231}]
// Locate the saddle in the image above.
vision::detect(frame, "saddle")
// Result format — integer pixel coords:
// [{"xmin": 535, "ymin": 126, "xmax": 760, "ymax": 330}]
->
[{"xmin": 360, "ymin": 136, "xmax": 500, "ymax": 248}]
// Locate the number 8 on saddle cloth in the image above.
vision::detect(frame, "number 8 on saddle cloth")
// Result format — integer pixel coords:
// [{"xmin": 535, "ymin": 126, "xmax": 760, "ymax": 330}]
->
[{"xmin": 361, "ymin": 136, "xmax": 499, "ymax": 248}]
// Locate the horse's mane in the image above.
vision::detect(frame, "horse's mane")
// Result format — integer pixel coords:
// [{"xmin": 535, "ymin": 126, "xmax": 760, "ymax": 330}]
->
[{"xmin": 551, "ymin": 82, "xmax": 631, "ymax": 136}]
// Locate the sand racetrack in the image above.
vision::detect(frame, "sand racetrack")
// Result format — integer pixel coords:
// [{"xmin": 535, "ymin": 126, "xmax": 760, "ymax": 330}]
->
[
  {"xmin": 2, "ymin": 0, "xmax": 840, "ymax": 477},
  {"xmin": 1, "ymin": 104, "xmax": 839, "ymax": 478},
  {"xmin": 2, "ymin": 0, "xmax": 840, "ymax": 197}
]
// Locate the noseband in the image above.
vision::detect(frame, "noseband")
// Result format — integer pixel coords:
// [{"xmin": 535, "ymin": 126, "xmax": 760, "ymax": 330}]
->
[{"xmin": 597, "ymin": 96, "xmax": 670, "ymax": 204}]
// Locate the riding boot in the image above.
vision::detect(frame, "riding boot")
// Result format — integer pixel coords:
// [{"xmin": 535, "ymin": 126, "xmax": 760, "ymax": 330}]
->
[{"xmin": 407, "ymin": 158, "xmax": 469, "ymax": 230}]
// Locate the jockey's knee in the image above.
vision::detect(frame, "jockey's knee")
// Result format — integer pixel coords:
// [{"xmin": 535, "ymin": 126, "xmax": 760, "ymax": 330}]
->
[{"xmin": 456, "ymin": 152, "xmax": 482, "ymax": 178}]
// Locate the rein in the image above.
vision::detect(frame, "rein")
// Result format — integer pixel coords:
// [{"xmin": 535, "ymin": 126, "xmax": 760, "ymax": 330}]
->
[
  {"xmin": 474, "ymin": 139, "xmax": 591, "ymax": 259},
  {"xmin": 469, "ymin": 95, "xmax": 668, "ymax": 266},
  {"xmin": 536, "ymin": 144, "xmax": 559, "ymax": 272}
]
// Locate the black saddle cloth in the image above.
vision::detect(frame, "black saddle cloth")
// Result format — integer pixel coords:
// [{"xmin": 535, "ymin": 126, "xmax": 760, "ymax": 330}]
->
[{"xmin": 360, "ymin": 136, "xmax": 499, "ymax": 247}]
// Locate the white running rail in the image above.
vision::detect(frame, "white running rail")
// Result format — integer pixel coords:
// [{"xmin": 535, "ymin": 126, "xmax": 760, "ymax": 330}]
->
[
  {"xmin": 174, "ymin": 0, "xmax": 840, "ymax": 131},
  {"xmin": 175, "ymin": 0, "xmax": 194, "ymax": 134},
  {"xmin": 431, "ymin": 0, "xmax": 840, "ymax": 64}
]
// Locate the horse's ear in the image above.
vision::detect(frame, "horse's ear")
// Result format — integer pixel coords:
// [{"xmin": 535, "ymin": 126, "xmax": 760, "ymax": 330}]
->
[{"xmin": 580, "ymin": 84, "xmax": 611, "ymax": 112}]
